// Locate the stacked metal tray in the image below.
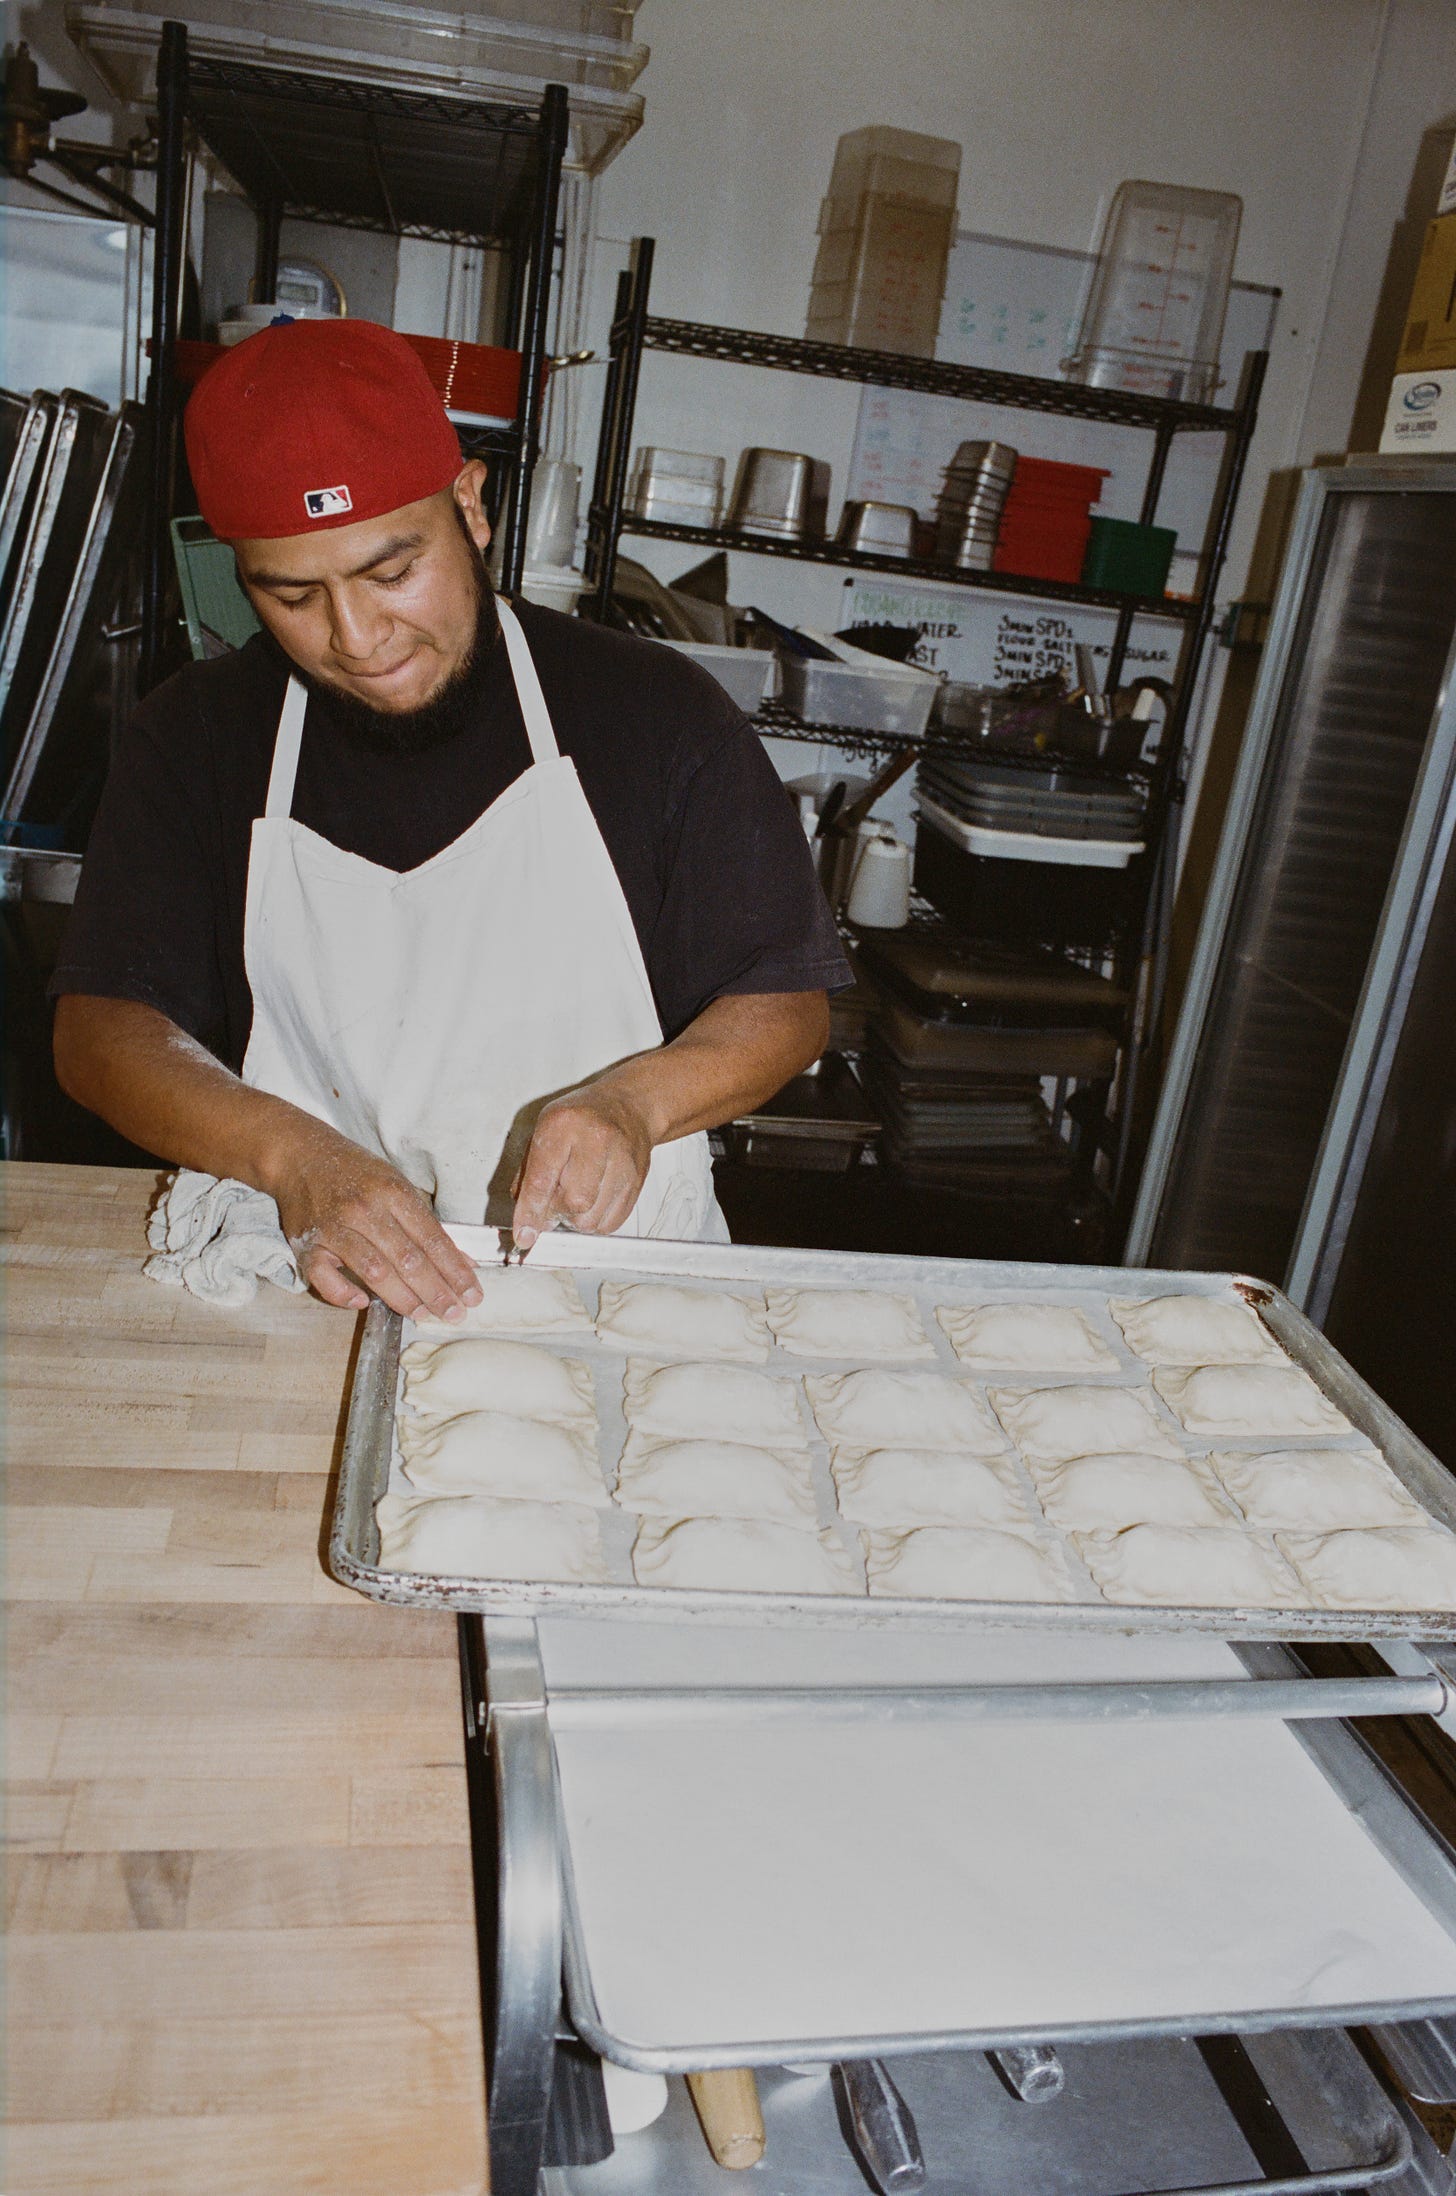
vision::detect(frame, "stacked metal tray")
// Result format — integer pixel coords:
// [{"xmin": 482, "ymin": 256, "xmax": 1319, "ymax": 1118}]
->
[
  {"xmin": 917, "ymin": 752, "xmax": 1146, "ymax": 842},
  {"xmin": 330, "ymin": 1231, "xmax": 1456, "ymax": 1641}
]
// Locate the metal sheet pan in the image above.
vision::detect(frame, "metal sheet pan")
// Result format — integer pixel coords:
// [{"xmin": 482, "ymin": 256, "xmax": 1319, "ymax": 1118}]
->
[
  {"xmin": 328, "ymin": 1229, "xmax": 1456, "ymax": 1639},
  {"xmin": 0, "ymin": 390, "xmax": 112, "ymax": 757},
  {"xmin": 4, "ymin": 400, "xmax": 145, "ymax": 823},
  {"xmin": 548, "ymin": 1639, "xmax": 1456, "ymax": 2070}
]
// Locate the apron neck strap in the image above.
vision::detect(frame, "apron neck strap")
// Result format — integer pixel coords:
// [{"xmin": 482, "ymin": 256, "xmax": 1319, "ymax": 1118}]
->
[
  {"xmin": 493, "ymin": 596, "xmax": 561, "ymax": 767},
  {"xmin": 266, "ymin": 677, "xmax": 310, "ymax": 820}
]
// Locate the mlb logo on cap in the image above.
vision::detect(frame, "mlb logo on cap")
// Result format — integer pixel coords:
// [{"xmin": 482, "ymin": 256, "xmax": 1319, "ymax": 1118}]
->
[{"xmin": 304, "ymin": 483, "xmax": 353, "ymax": 519}]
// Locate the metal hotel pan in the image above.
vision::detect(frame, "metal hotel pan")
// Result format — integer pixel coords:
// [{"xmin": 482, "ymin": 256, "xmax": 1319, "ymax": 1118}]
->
[{"xmin": 329, "ymin": 1232, "xmax": 1456, "ymax": 1642}]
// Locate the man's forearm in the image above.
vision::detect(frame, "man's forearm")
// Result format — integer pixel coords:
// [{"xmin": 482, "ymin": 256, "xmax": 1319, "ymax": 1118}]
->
[
  {"xmin": 54, "ymin": 993, "xmax": 319, "ymax": 1194},
  {"xmin": 591, "ymin": 990, "xmax": 829, "ymax": 1145}
]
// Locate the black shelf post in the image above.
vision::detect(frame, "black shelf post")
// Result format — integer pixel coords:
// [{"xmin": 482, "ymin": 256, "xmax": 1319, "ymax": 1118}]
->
[
  {"xmin": 583, "ymin": 266, "xmax": 632, "ymax": 616},
  {"xmin": 586, "ymin": 238, "xmax": 653, "ymax": 621},
  {"xmin": 140, "ymin": 17, "xmax": 188, "ymax": 697},
  {"xmin": 253, "ymin": 198, "xmax": 283, "ymax": 306},
  {"xmin": 500, "ymin": 81, "xmax": 568, "ymax": 597}
]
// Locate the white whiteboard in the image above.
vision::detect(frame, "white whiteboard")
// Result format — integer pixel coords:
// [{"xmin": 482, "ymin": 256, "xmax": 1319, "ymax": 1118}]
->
[{"xmin": 837, "ymin": 573, "xmax": 1181, "ymax": 693}]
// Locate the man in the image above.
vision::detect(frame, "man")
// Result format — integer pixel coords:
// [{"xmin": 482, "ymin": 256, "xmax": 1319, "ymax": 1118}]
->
[{"xmin": 53, "ymin": 319, "xmax": 846, "ymax": 1320}]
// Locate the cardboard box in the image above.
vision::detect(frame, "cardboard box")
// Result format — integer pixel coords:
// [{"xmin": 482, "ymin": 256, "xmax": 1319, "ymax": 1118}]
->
[
  {"xmin": 1398, "ymin": 212, "xmax": 1456, "ymax": 371},
  {"xmin": 1380, "ymin": 369, "xmax": 1456, "ymax": 454}
]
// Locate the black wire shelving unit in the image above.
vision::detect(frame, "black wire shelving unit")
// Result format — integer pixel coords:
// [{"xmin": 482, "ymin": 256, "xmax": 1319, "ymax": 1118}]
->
[
  {"xmin": 584, "ymin": 238, "xmax": 1268, "ymax": 1232},
  {"xmin": 140, "ymin": 19, "xmax": 570, "ymax": 692}
]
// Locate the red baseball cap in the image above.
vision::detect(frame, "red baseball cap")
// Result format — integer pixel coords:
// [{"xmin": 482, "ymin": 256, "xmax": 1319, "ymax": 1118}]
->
[{"xmin": 185, "ymin": 317, "xmax": 463, "ymax": 542}]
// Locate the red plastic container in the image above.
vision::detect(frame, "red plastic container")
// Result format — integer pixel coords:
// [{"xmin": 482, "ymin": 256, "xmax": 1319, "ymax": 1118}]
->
[
  {"xmin": 993, "ymin": 539, "xmax": 1090, "ymax": 583},
  {"xmin": 399, "ymin": 335, "xmax": 545, "ymax": 421},
  {"xmin": 1011, "ymin": 457, "xmax": 1110, "ymax": 500},
  {"xmin": 160, "ymin": 332, "xmax": 542, "ymax": 423},
  {"xmin": 991, "ymin": 455, "xmax": 1106, "ymax": 581}
]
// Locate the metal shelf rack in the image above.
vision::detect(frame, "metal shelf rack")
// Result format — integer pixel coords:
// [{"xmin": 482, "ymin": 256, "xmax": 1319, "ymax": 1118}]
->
[
  {"xmin": 140, "ymin": 18, "xmax": 570, "ymax": 691},
  {"xmin": 616, "ymin": 509, "xmax": 1204, "ymax": 623},
  {"xmin": 583, "ymin": 237, "xmax": 1267, "ymax": 1230}
]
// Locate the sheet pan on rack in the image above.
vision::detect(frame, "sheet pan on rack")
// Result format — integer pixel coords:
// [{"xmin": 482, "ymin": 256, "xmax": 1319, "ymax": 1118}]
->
[{"xmin": 329, "ymin": 1230, "xmax": 1456, "ymax": 1642}]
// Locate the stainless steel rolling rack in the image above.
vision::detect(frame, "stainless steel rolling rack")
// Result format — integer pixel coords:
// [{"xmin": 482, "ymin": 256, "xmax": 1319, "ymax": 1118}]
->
[
  {"xmin": 456, "ymin": 1613, "xmax": 1456, "ymax": 2196},
  {"xmin": 330, "ymin": 1228, "xmax": 1456, "ymax": 2196},
  {"xmin": 138, "ymin": 16, "xmax": 570, "ymax": 692},
  {"xmin": 582, "ymin": 238, "xmax": 1267, "ymax": 1233}
]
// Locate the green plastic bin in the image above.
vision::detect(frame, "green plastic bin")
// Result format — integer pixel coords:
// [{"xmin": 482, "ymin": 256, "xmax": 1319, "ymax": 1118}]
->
[
  {"xmin": 1080, "ymin": 516, "xmax": 1177, "ymax": 599},
  {"xmin": 171, "ymin": 516, "xmax": 261, "ymax": 659}
]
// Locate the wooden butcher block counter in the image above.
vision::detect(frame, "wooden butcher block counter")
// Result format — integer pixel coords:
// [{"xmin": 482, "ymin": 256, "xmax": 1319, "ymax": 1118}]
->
[{"xmin": 3, "ymin": 1163, "xmax": 488, "ymax": 2196}]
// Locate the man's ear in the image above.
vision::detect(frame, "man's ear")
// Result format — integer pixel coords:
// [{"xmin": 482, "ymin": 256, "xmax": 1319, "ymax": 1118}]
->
[{"xmin": 452, "ymin": 460, "xmax": 493, "ymax": 552}]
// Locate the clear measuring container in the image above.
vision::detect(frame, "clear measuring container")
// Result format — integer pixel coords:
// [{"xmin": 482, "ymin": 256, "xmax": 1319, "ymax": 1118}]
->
[{"xmin": 1062, "ymin": 180, "xmax": 1242, "ymax": 403}]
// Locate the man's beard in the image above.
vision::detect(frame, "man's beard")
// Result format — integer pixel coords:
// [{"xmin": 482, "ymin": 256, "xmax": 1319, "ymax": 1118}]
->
[{"xmin": 292, "ymin": 568, "xmax": 500, "ymax": 757}]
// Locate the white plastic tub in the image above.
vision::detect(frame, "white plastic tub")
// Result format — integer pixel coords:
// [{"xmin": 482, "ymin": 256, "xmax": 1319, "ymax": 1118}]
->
[
  {"xmin": 782, "ymin": 654, "xmax": 937, "ymax": 738},
  {"xmin": 916, "ymin": 792, "xmax": 1143, "ymax": 869},
  {"xmin": 518, "ymin": 566, "xmax": 587, "ymax": 615},
  {"xmin": 662, "ymin": 641, "xmax": 775, "ymax": 714}
]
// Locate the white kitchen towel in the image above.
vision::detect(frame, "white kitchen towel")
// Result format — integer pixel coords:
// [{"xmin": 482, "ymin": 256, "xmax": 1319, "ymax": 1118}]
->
[{"xmin": 144, "ymin": 1168, "xmax": 304, "ymax": 1307}]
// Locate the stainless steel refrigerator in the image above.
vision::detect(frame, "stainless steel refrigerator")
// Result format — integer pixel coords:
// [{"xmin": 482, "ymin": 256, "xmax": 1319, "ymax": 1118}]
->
[{"xmin": 1126, "ymin": 458, "xmax": 1456, "ymax": 1467}]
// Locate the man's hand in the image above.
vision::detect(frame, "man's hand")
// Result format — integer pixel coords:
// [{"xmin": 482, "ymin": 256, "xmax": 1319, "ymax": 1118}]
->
[
  {"xmin": 511, "ymin": 1083, "xmax": 654, "ymax": 1251},
  {"xmin": 54, "ymin": 995, "xmax": 482, "ymax": 1319},
  {"xmin": 509, "ymin": 991, "xmax": 829, "ymax": 1250},
  {"xmin": 270, "ymin": 1123, "xmax": 484, "ymax": 1318}
]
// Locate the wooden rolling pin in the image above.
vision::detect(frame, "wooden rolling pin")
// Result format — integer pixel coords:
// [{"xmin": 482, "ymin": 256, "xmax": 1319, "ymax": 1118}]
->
[{"xmin": 686, "ymin": 2068, "xmax": 766, "ymax": 2169}]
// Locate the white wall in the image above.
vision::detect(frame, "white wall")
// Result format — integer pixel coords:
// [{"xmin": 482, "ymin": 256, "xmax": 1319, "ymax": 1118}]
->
[{"xmin": 581, "ymin": 0, "xmax": 1456, "ymax": 627}]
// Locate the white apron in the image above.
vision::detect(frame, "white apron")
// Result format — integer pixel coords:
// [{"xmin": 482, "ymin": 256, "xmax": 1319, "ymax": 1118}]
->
[{"xmin": 238, "ymin": 596, "xmax": 727, "ymax": 1243}]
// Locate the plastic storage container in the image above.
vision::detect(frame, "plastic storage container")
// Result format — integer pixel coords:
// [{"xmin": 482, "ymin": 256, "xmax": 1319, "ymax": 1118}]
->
[
  {"xmin": 781, "ymin": 654, "xmax": 937, "ymax": 737},
  {"xmin": 992, "ymin": 457, "xmax": 1108, "ymax": 584},
  {"xmin": 67, "ymin": 0, "xmax": 648, "ymax": 175},
  {"xmin": 68, "ymin": 0, "xmax": 648, "ymax": 88},
  {"xmin": 1062, "ymin": 180, "xmax": 1242, "ymax": 404},
  {"xmin": 661, "ymin": 640, "xmax": 775, "ymax": 713},
  {"xmin": 517, "ymin": 567, "xmax": 587, "ymax": 615},
  {"xmin": 822, "ymin": 125, "xmax": 961, "ymax": 211},
  {"xmin": 806, "ymin": 125, "xmax": 960, "ymax": 357},
  {"xmin": 1080, "ymin": 516, "xmax": 1177, "ymax": 598}
]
